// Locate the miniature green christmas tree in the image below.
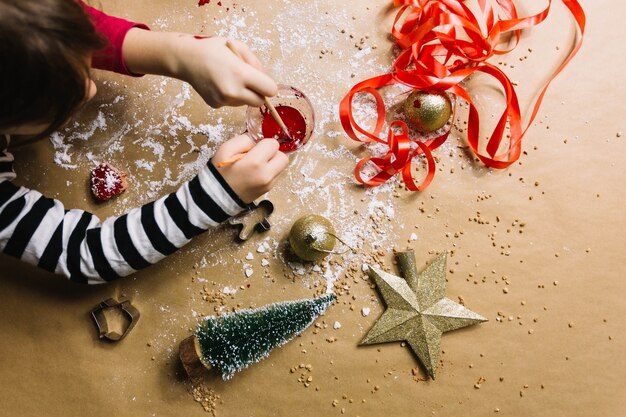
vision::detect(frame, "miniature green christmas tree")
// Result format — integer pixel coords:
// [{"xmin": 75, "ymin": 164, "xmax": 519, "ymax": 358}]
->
[{"xmin": 179, "ymin": 293, "xmax": 336, "ymax": 380}]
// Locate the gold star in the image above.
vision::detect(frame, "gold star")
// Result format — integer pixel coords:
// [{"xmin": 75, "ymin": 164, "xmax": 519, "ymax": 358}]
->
[{"xmin": 360, "ymin": 250, "xmax": 487, "ymax": 379}]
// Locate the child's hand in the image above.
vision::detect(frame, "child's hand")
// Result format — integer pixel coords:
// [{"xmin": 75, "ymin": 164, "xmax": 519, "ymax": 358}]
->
[
  {"xmin": 175, "ymin": 37, "xmax": 278, "ymax": 108},
  {"xmin": 213, "ymin": 135, "xmax": 289, "ymax": 203}
]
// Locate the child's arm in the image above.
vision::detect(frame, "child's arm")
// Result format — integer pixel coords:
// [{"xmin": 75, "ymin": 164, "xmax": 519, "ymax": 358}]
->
[
  {"xmin": 0, "ymin": 135, "xmax": 288, "ymax": 284},
  {"xmin": 81, "ymin": 3, "xmax": 276, "ymax": 108},
  {"xmin": 122, "ymin": 32, "xmax": 277, "ymax": 109},
  {"xmin": 80, "ymin": 3, "xmax": 150, "ymax": 77}
]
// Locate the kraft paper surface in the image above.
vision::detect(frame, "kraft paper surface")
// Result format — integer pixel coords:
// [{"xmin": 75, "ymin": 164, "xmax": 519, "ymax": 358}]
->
[{"xmin": 1, "ymin": 1, "xmax": 624, "ymax": 416}]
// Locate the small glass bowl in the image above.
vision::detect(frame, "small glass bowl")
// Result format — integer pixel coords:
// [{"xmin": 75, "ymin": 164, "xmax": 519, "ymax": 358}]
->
[{"xmin": 245, "ymin": 84, "xmax": 315, "ymax": 153}]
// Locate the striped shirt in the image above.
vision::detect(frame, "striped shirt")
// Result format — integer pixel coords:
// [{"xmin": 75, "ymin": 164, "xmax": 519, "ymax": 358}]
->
[{"xmin": 0, "ymin": 135, "xmax": 246, "ymax": 284}]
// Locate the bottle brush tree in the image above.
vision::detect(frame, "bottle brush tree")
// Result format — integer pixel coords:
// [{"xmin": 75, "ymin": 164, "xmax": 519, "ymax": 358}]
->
[{"xmin": 180, "ymin": 293, "xmax": 336, "ymax": 380}]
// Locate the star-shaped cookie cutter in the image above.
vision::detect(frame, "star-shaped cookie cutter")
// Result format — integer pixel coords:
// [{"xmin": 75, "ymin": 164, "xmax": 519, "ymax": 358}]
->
[
  {"xmin": 228, "ymin": 199, "xmax": 274, "ymax": 241},
  {"xmin": 91, "ymin": 298, "xmax": 140, "ymax": 342}
]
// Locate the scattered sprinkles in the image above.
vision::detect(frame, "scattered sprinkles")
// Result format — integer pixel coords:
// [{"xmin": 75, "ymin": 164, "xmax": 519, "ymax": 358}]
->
[{"xmin": 28, "ymin": 1, "xmax": 619, "ymax": 416}]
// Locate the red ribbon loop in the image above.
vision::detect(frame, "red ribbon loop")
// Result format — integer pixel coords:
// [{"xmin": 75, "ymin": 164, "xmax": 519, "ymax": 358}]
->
[{"xmin": 354, "ymin": 121, "xmax": 436, "ymax": 191}]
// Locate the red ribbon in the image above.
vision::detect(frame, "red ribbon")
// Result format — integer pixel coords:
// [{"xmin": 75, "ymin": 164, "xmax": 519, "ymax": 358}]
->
[
  {"xmin": 339, "ymin": 0, "xmax": 586, "ymax": 189},
  {"xmin": 354, "ymin": 120, "xmax": 436, "ymax": 191}
]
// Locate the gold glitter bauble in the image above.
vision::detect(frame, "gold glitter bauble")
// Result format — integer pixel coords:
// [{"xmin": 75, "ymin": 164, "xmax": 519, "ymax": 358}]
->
[
  {"xmin": 403, "ymin": 90, "xmax": 452, "ymax": 132},
  {"xmin": 289, "ymin": 215, "xmax": 336, "ymax": 261}
]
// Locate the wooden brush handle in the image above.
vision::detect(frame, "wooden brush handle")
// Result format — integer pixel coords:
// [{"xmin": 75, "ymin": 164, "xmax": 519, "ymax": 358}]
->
[
  {"xmin": 262, "ymin": 98, "xmax": 292, "ymax": 139},
  {"xmin": 224, "ymin": 41, "xmax": 291, "ymax": 139}
]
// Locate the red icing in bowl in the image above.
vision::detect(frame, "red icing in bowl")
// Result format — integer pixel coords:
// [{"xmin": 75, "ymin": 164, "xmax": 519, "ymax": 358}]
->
[{"xmin": 260, "ymin": 105, "xmax": 307, "ymax": 152}]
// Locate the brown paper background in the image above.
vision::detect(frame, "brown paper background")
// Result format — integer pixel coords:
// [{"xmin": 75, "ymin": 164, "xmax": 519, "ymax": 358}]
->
[{"xmin": 1, "ymin": 0, "xmax": 624, "ymax": 416}]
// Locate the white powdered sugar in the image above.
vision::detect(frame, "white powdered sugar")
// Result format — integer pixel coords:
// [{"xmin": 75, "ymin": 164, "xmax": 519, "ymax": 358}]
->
[{"xmin": 44, "ymin": 0, "xmax": 451, "ymax": 355}]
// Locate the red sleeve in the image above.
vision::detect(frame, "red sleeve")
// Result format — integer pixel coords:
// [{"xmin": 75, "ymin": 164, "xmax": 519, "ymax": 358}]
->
[{"xmin": 81, "ymin": 3, "xmax": 150, "ymax": 76}]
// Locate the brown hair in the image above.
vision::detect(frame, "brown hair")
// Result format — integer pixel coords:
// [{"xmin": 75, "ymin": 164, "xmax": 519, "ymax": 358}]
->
[{"xmin": 0, "ymin": 0, "xmax": 105, "ymax": 138}]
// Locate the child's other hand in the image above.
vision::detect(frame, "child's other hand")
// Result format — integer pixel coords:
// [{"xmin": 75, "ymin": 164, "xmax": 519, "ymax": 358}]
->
[
  {"xmin": 176, "ymin": 37, "xmax": 278, "ymax": 108},
  {"xmin": 213, "ymin": 135, "xmax": 289, "ymax": 203}
]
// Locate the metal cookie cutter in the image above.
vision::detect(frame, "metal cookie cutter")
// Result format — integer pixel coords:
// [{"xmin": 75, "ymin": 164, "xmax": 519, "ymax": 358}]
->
[
  {"xmin": 91, "ymin": 298, "xmax": 140, "ymax": 342},
  {"xmin": 228, "ymin": 199, "xmax": 274, "ymax": 241}
]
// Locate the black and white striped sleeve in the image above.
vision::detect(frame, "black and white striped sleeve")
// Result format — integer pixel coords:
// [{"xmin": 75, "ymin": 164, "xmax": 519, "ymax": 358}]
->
[{"xmin": 0, "ymin": 142, "xmax": 247, "ymax": 285}]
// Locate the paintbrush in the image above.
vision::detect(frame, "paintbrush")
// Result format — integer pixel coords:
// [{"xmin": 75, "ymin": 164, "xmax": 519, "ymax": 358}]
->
[
  {"xmin": 225, "ymin": 41, "xmax": 292, "ymax": 141},
  {"xmin": 215, "ymin": 152, "xmax": 247, "ymax": 168}
]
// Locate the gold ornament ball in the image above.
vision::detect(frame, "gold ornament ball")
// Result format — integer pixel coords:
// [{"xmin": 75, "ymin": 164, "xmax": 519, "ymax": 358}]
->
[
  {"xmin": 403, "ymin": 90, "xmax": 452, "ymax": 132},
  {"xmin": 289, "ymin": 215, "xmax": 337, "ymax": 261}
]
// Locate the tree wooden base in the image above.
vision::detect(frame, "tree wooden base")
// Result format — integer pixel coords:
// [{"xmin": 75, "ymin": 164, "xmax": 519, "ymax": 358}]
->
[{"xmin": 179, "ymin": 335, "xmax": 213, "ymax": 379}]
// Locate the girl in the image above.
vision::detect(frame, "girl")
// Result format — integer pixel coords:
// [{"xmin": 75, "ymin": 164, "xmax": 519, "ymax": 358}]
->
[{"xmin": 0, "ymin": 0, "xmax": 289, "ymax": 284}]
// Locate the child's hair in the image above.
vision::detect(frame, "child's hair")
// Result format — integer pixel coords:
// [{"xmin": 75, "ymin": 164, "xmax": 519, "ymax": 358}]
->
[{"xmin": 0, "ymin": 0, "xmax": 105, "ymax": 137}]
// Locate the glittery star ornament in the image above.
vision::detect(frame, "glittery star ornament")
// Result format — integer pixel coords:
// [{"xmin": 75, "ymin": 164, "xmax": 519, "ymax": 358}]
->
[{"xmin": 360, "ymin": 250, "xmax": 486, "ymax": 379}]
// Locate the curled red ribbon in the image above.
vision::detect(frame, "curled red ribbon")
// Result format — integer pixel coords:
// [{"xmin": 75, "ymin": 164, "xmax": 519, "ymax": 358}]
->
[
  {"xmin": 354, "ymin": 120, "xmax": 436, "ymax": 191},
  {"xmin": 340, "ymin": 0, "xmax": 586, "ymax": 189}
]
